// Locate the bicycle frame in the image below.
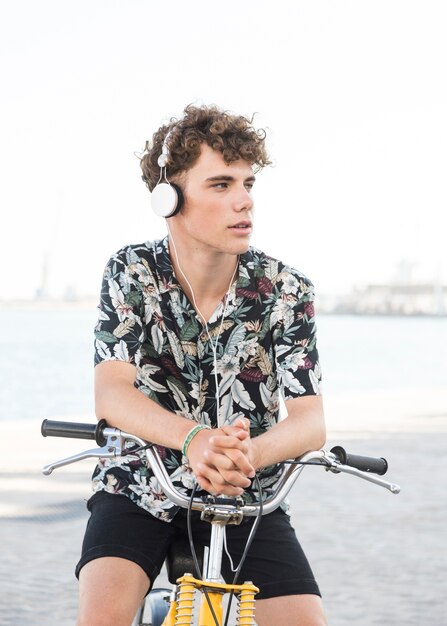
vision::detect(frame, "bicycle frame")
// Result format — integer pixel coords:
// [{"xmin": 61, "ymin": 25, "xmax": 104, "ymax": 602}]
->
[{"xmin": 157, "ymin": 502, "xmax": 260, "ymax": 625}]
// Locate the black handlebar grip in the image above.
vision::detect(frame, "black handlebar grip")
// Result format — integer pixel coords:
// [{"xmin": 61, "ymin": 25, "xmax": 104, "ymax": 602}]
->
[
  {"xmin": 41, "ymin": 419, "xmax": 107, "ymax": 447},
  {"xmin": 330, "ymin": 446, "xmax": 388, "ymax": 476}
]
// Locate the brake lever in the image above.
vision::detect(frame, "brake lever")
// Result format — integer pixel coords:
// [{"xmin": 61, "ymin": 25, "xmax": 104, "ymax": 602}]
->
[{"xmin": 42, "ymin": 432, "xmax": 124, "ymax": 475}]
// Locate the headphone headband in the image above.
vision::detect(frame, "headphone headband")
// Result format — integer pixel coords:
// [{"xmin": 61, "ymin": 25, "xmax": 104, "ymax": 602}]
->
[{"xmin": 157, "ymin": 128, "xmax": 173, "ymax": 168}]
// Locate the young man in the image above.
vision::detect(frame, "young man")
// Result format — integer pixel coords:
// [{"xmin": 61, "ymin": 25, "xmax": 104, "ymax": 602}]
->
[{"xmin": 76, "ymin": 105, "xmax": 327, "ymax": 626}]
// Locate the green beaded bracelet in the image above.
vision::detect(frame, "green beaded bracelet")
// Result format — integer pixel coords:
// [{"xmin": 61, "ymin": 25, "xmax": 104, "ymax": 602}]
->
[{"xmin": 182, "ymin": 424, "xmax": 211, "ymax": 457}]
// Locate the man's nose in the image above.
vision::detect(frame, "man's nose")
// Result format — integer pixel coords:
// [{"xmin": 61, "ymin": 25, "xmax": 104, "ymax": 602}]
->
[{"xmin": 233, "ymin": 186, "xmax": 253, "ymax": 211}]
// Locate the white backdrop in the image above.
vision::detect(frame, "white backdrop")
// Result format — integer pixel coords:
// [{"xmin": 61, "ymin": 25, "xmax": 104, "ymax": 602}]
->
[{"xmin": 1, "ymin": 0, "xmax": 445, "ymax": 299}]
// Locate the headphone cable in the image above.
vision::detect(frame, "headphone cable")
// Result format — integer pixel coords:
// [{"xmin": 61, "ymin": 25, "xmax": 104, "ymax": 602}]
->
[
  {"xmin": 167, "ymin": 223, "xmax": 239, "ymax": 427},
  {"xmin": 223, "ymin": 474, "xmax": 263, "ymax": 626}
]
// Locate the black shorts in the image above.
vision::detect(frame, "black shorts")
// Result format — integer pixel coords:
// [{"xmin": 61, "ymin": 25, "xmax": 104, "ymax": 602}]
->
[{"xmin": 75, "ymin": 491, "xmax": 320, "ymax": 600}]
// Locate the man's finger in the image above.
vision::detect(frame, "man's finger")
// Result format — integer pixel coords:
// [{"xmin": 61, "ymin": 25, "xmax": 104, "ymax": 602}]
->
[
  {"xmin": 221, "ymin": 425, "xmax": 249, "ymax": 440},
  {"xmin": 196, "ymin": 462, "xmax": 251, "ymax": 490},
  {"xmin": 201, "ymin": 463, "xmax": 251, "ymax": 488},
  {"xmin": 233, "ymin": 417, "xmax": 250, "ymax": 430},
  {"xmin": 210, "ymin": 434, "xmax": 248, "ymax": 450},
  {"xmin": 203, "ymin": 449, "xmax": 236, "ymax": 471},
  {"xmin": 222, "ymin": 448, "xmax": 255, "ymax": 477},
  {"xmin": 204, "ymin": 447, "xmax": 255, "ymax": 479}
]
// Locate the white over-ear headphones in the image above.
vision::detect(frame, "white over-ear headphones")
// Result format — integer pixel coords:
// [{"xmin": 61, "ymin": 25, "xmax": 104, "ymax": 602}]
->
[{"xmin": 151, "ymin": 128, "xmax": 184, "ymax": 218}]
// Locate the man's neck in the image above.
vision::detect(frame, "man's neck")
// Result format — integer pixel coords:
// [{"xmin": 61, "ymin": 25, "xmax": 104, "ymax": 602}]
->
[{"xmin": 167, "ymin": 236, "xmax": 239, "ymax": 304}]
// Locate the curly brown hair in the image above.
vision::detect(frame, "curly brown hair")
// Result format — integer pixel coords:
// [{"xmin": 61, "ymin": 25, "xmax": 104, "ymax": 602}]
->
[{"xmin": 140, "ymin": 104, "xmax": 271, "ymax": 191}]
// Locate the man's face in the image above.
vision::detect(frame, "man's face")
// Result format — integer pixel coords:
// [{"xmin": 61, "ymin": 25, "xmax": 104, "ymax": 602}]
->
[{"xmin": 173, "ymin": 144, "xmax": 255, "ymax": 256}]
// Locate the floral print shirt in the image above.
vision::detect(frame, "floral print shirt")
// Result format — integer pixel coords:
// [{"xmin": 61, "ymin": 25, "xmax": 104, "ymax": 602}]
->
[{"xmin": 92, "ymin": 237, "xmax": 322, "ymax": 522}]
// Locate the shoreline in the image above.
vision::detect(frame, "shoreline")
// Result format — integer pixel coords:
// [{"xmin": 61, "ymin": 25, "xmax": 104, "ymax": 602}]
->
[{"xmin": 1, "ymin": 299, "xmax": 446, "ymax": 317}]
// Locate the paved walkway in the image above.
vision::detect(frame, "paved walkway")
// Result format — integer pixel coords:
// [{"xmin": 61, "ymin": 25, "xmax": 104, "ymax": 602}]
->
[{"xmin": 1, "ymin": 388, "xmax": 446, "ymax": 625}]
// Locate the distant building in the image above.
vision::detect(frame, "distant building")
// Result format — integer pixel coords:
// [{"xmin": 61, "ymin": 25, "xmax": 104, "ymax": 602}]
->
[{"xmin": 321, "ymin": 283, "xmax": 447, "ymax": 316}]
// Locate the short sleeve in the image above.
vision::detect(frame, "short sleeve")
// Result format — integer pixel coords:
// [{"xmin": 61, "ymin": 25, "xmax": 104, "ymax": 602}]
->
[
  {"xmin": 94, "ymin": 247, "xmax": 146, "ymax": 367},
  {"xmin": 272, "ymin": 270, "xmax": 322, "ymax": 399}
]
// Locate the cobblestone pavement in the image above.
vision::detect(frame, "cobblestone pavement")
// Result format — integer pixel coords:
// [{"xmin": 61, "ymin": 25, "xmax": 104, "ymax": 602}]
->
[{"xmin": 1, "ymin": 432, "xmax": 446, "ymax": 626}]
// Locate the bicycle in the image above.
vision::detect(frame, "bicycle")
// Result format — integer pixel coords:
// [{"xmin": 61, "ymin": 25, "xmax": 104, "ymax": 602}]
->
[{"xmin": 41, "ymin": 418, "xmax": 401, "ymax": 626}]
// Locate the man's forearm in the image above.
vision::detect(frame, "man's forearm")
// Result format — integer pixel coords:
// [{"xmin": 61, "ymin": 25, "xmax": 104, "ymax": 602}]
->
[
  {"xmin": 95, "ymin": 367, "xmax": 193, "ymax": 450},
  {"xmin": 251, "ymin": 396, "xmax": 326, "ymax": 470}
]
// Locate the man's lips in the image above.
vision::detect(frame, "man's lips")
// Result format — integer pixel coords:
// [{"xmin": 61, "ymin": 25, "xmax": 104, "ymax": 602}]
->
[{"xmin": 228, "ymin": 221, "xmax": 252, "ymax": 230}]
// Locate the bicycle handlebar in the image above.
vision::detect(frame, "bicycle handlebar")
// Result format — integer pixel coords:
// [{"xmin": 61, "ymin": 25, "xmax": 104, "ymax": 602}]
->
[
  {"xmin": 41, "ymin": 419, "xmax": 401, "ymax": 516},
  {"xmin": 330, "ymin": 445, "xmax": 388, "ymax": 475},
  {"xmin": 41, "ymin": 418, "xmax": 108, "ymax": 446}
]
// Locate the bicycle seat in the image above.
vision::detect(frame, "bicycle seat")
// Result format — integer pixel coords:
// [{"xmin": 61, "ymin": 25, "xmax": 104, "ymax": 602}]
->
[{"xmin": 166, "ymin": 535, "xmax": 204, "ymax": 584}]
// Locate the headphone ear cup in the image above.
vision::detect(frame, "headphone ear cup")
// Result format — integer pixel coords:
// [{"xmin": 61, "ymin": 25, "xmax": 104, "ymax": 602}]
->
[
  {"xmin": 151, "ymin": 182, "xmax": 184, "ymax": 218},
  {"xmin": 169, "ymin": 183, "xmax": 184, "ymax": 217}
]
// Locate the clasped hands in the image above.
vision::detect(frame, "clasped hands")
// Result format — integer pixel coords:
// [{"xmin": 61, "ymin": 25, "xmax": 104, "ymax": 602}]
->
[{"xmin": 187, "ymin": 418, "xmax": 257, "ymax": 496}]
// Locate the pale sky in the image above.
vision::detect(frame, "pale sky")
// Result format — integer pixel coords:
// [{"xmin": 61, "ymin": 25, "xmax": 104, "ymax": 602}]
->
[{"xmin": 1, "ymin": 0, "xmax": 446, "ymax": 300}]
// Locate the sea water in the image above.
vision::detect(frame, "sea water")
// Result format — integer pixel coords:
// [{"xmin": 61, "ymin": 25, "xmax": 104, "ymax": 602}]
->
[{"xmin": 0, "ymin": 308, "xmax": 446, "ymax": 422}]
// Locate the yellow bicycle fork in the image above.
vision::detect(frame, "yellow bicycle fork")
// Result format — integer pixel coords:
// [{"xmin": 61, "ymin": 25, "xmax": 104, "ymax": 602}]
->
[{"xmin": 161, "ymin": 574, "xmax": 259, "ymax": 626}]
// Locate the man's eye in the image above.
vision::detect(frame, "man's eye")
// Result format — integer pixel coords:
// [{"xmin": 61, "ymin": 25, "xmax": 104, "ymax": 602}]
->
[{"xmin": 213, "ymin": 183, "xmax": 228, "ymax": 189}]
